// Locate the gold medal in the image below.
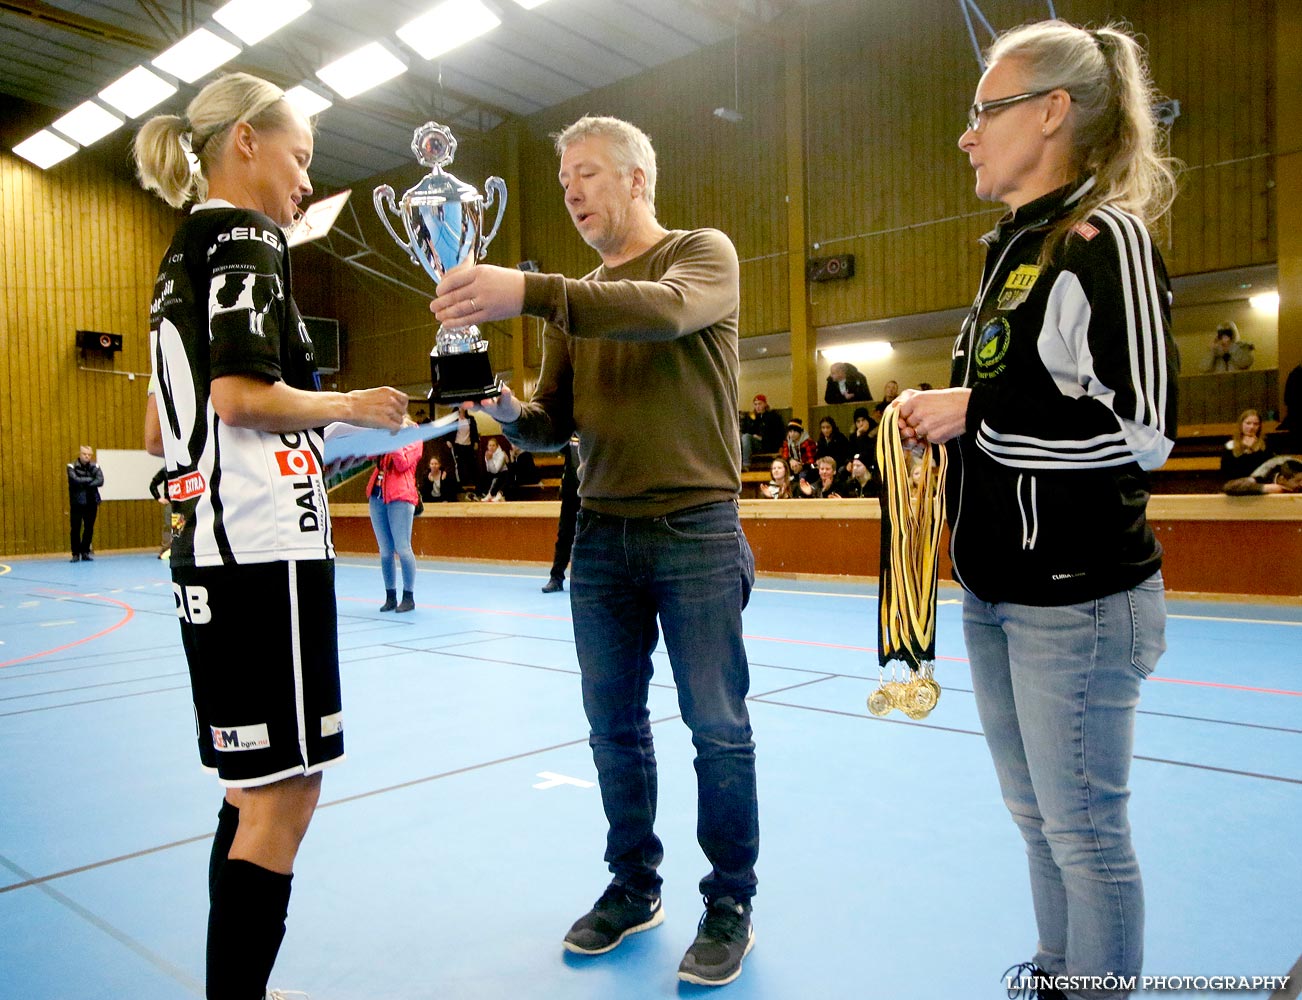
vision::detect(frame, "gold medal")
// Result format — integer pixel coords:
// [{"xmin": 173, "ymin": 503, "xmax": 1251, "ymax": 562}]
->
[{"xmin": 867, "ymin": 688, "xmax": 893, "ymax": 717}]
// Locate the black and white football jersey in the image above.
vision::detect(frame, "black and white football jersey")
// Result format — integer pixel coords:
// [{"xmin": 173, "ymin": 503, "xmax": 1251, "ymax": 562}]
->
[{"xmin": 148, "ymin": 202, "xmax": 332, "ymax": 568}]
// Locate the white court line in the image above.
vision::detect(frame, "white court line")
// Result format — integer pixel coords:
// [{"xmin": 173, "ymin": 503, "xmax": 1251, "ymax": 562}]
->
[
  {"xmin": 334, "ymin": 560, "xmax": 1302, "ymax": 628},
  {"xmin": 1168, "ymin": 613, "xmax": 1302, "ymax": 628}
]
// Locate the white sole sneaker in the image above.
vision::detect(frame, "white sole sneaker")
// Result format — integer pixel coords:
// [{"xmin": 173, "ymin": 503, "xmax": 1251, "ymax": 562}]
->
[
  {"xmin": 562, "ymin": 900, "xmax": 665, "ymax": 955},
  {"xmin": 677, "ymin": 925, "xmax": 755, "ymax": 987}
]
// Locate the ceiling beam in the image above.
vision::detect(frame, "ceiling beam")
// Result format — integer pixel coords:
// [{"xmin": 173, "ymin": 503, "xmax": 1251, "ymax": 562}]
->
[{"xmin": 0, "ymin": 0, "xmax": 159, "ymax": 49}]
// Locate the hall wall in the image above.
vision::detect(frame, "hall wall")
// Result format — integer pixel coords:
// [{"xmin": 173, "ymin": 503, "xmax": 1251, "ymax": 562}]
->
[{"xmin": 0, "ymin": 0, "xmax": 1279, "ymax": 556}]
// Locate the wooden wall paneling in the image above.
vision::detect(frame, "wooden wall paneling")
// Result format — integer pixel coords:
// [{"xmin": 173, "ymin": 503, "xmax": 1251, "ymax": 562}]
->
[{"xmin": 1, "ymin": 126, "xmax": 173, "ymax": 556}]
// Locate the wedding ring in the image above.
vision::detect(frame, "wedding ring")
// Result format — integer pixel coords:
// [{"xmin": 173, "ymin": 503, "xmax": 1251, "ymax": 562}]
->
[{"xmin": 470, "ymin": 297, "xmax": 478, "ymax": 313}]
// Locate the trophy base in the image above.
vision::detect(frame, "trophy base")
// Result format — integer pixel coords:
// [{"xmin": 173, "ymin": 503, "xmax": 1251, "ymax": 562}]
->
[{"xmin": 429, "ymin": 346, "xmax": 502, "ymax": 405}]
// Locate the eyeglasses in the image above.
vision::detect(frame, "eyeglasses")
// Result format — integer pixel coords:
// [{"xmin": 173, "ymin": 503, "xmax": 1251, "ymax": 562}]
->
[{"xmin": 966, "ymin": 89, "xmax": 1056, "ymax": 132}]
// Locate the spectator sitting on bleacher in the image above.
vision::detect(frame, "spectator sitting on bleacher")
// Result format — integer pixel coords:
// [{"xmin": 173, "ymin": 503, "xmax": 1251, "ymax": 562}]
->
[
  {"xmin": 847, "ymin": 406, "xmax": 876, "ymax": 466},
  {"xmin": 761, "ymin": 458, "xmax": 795, "ymax": 499},
  {"xmin": 479, "ymin": 436, "xmax": 514, "ymax": 502},
  {"xmin": 873, "ymin": 380, "xmax": 900, "ymax": 422},
  {"xmin": 842, "ymin": 454, "xmax": 881, "ymax": 498},
  {"xmin": 420, "ymin": 453, "xmax": 459, "ymax": 503},
  {"xmin": 786, "ymin": 454, "xmax": 817, "ymax": 492},
  {"xmin": 824, "ymin": 362, "xmax": 872, "ymax": 404},
  {"xmin": 1200, "ymin": 322, "xmax": 1255, "ymax": 373},
  {"xmin": 781, "ymin": 418, "xmax": 817, "ymax": 468},
  {"xmin": 1223, "ymin": 456, "xmax": 1302, "ymax": 496},
  {"xmin": 815, "ymin": 416, "xmax": 852, "ymax": 470},
  {"xmin": 740, "ymin": 393, "xmax": 785, "ymax": 467},
  {"xmin": 804, "ymin": 455, "xmax": 851, "ymax": 498},
  {"xmin": 1221, "ymin": 409, "xmax": 1274, "ymax": 481}
]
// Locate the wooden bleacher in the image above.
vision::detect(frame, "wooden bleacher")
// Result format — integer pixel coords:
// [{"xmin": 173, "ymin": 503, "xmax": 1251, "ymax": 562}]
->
[{"xmin": 1152, "ymin": 419, "xmax": 1279, "ymax": 494}]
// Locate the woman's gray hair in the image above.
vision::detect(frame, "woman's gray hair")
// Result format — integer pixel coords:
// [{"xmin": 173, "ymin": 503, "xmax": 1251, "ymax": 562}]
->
[
  {"xmin": 988, "ymin": 20, "xmax": 1179, "ymax": 258},
  {"xmin": 554, "ymin": 115, "xmax": 657, "ymax": 211}
]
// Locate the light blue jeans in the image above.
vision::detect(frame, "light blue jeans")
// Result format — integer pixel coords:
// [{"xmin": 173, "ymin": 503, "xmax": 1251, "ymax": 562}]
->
[
  {"xmin": 963, "ymin": 573, "xmax": 1166, "ymax": 999},
  {"xmin": 368, "ymin": 496, "xmax": 416, "ymax": 592}
]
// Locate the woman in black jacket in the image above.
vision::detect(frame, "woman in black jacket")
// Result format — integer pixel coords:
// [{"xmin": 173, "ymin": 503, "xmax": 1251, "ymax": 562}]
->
[{"xmin": 894, "ymin": 20, "xmax": 1178, "ymax": 994}]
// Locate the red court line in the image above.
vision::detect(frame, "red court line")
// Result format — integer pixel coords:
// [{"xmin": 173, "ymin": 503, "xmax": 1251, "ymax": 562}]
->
[
  {"xmin": 1146, "ymin": 676, "xmax": 1302, "ymax": 697},
  {"xmin": 0, "ymin": 589, "xmax": 136, "ymax": 669},
  {"xmin": 346, "ymin": 603, "xmax": 1302, "ymax": 699},
  {"xmin": 338, "ymin": 595, "xmax": 572, "ymax": 623}
]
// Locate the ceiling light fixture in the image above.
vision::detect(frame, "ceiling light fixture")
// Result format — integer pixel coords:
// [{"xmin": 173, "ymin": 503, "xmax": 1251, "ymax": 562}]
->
[
  {"xmin": 284, "ymin": 84, "xmax": 333, "ymax": 117},
  {"xmin": 51, "ymin": 101, "xmax": 123, "ymax": 147},
  {"xmin": 152, "ymin": 28, "xmax": 242, "ymax": 84},
  {"xmin": 98, "ymin": 66, "xmax": 177, "ymax": 119},
  {"xmin": 820, "ymin": 341, "xmax": 894, "ymax": 363},
  {"xmin": 397, "ymin": 0, "xmax": 501, "ymax": 61},
  {"xmin": 214, "ymin": 0, "xmax": 311, "ymax": 46},
  {"xmin": 317, "ymin": 42, "xmax": 408, "ymax": 99},
  {"xmin": 13, "ymin": 130, "xmax": 79, "ymax": 169},
  {"xmin": 511, "ymin": 0, "xmax": 551, "ymax": 8}
]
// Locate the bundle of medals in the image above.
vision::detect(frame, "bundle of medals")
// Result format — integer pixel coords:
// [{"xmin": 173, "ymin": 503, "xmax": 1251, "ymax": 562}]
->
[{"xmin": 871, "ymin": 401, "xmax": 947, "ymax": 720}]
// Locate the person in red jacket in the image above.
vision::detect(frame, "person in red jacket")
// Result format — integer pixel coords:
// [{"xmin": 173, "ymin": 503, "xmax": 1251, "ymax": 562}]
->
[{"xmin": 366, "ymin": 426, "xmax": 424, "ymax": 612}]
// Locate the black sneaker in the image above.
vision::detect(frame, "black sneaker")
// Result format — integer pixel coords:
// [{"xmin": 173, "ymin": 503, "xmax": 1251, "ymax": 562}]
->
[
  {"xmin": 677, "ymin": 896, "xmax": 754, "ymax": 986},
  {"xmin": 563, "ymin": 884, "xmax": 664, "ymax": 955},
  {"xmin": 541, "ymin": 577, "xmax": 564, "ymax": 594},
  {"xmin": 1003, "ymin": 962, "xmax": 1068, "ymax": 1000}
]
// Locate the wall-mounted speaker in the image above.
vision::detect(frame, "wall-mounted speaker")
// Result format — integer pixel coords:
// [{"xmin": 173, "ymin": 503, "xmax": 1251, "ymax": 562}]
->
[
  {"xmin": 807, "ymin": 254, "xmax": 855, "ymax": 283},
  {"xmin": 76, "ymin": 330, "xmax": 122, "ymax": 353}
]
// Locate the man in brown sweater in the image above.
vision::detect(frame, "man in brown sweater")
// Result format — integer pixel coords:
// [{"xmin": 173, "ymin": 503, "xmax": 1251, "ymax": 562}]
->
[{"xmin": 433, "ymin": 115, "xmax": 758, "ymax": 988}]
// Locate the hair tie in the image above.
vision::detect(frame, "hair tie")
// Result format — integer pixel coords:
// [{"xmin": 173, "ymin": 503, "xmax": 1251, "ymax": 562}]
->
[{"xmin": 177, "ymin": 127, "xmax": 201, "ymax": 175}]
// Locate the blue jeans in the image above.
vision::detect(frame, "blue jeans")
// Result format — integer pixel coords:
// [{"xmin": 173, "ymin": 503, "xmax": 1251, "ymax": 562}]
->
[
  {"xmin": 570, "ymin": 500, "xmax": 758, "ymax": 902},
  {"xmin": 368, "ymin": 496, "xmax": 416, "ymax": 592},
  {"xmin": 964, "ymin": 574, "xmax": 1166, "ymax": 998}
]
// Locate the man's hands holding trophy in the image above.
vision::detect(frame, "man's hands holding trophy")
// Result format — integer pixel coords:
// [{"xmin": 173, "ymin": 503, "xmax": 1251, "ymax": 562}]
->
[
  {"xmin": 431, "ymin": 262, "xmax": 525, "ymax": 328},
  {"xmin": 373, "ymin": 121, "xmax": 509, "ymax": 404}
]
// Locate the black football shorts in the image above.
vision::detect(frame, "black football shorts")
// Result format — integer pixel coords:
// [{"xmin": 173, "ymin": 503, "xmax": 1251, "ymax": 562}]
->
[{"xmin": 174, "ymin": 558, "xmax": 344, "ymax": 787}]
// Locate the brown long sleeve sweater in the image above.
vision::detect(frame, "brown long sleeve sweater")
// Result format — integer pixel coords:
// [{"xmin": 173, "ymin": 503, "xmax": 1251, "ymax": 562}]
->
[{"xmin": 501, "ymin": 227, "xmax": 741, "ymax": 518}]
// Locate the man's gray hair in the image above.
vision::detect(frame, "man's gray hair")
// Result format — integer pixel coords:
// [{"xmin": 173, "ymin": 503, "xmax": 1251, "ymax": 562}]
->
[{"xmin": 554, "ymin": 115, "xmax": 657, "ymax": 211}]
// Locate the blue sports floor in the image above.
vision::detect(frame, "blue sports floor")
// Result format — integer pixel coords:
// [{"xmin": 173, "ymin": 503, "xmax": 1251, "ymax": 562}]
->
[{"xmin": 1, "ymin": 554, "xmax": 1299, "ymax": 999}]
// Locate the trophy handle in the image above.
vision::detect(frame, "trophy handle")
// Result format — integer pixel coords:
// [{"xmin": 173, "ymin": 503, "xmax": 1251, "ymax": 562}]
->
[
  {"xmin": 479, "ymin": 176, "xmax": 508, "ymax": 257},
  {"xmin": 373, "ymin": 185, "xmax": 418, "ymax": 264}
]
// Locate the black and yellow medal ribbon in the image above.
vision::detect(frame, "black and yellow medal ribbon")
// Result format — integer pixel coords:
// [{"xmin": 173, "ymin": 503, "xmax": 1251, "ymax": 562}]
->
[{"xmin": 871, "ymin": 401, "xmax": 947, "ymax": 719}]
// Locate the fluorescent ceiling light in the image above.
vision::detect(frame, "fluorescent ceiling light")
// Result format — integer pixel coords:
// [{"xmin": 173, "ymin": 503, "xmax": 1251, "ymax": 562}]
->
[
  {"xmin": 284, "ymin": 85, "xmax": 333, "ymax": 117},
  {"xmin": 13, "ymin": 130, "xmax": 79, "ymax": 169},
  {"xmin": 511, "ymin": 0, "xmax": 551, "ymax": 7},
  {"xmin": 152, "ymin": 28, "xmax": 241, "ymax": 84},
  {"xmin": 820, "ymin": 341, "xmax": 894, "ymax": 363},
  {"xmin": 1249, "ymin": 291, "xmax": 1279, "ymax": 313},
  {"xmin": 98, "ymin": 66, "xmax": 177, "ymax": 119},
  {"xmin": 397, "ymin": 0, "xmax": 500, "ymax": 60},
  {"xmin": 51, "ymin": 101, "xmax": 123, "ymax": 147},
  {"xmin": 317, "ymin": 42, "xmax": 407, "ymax": 99},
  {"xmin": 214, "ymin": 0, "xmax": 311, "ymax": 46}
]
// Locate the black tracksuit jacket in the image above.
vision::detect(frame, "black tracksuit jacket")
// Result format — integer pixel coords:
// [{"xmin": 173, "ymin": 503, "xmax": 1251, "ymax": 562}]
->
[{"xmin": 947, "ymin": 179, "xmax": 1179, "ymax": 606}]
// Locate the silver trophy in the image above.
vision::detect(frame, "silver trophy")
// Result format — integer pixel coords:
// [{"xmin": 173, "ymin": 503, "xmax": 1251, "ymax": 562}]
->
[{"xmin": 374, "ymin": 122, "xmax": 507, "ymax": 403}]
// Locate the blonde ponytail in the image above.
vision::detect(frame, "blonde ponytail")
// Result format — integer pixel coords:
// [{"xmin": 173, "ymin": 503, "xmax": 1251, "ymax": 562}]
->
[{"xmin": 132, "ymin": 72, "xmax": 289, "ymax": 208}]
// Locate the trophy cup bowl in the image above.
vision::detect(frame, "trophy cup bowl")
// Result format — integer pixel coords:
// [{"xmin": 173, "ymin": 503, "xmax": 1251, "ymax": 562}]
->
[{"xmin": 374, "ymin": 122, "xmax": 508, "ymax": 404}]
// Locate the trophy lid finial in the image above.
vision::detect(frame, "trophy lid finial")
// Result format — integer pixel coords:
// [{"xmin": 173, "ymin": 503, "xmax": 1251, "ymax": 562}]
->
[{"xmin": 413, "ymin": 122, "xmax": 457, "ymax": 170}]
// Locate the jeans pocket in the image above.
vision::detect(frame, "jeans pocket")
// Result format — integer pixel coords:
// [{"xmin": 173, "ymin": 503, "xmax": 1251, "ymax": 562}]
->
[
  {"xmin": 660, "ymin": 502, "xmax": 738, "ymax": 541},
  {"xmin": 1127, "ymin": 573, "xmax": 1167, "ymax": 678}
]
